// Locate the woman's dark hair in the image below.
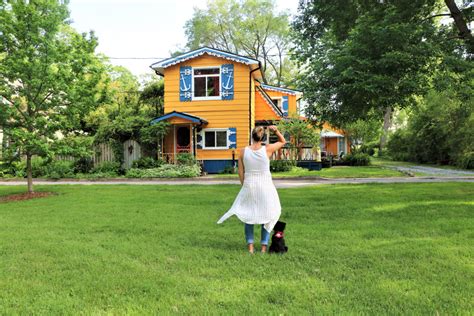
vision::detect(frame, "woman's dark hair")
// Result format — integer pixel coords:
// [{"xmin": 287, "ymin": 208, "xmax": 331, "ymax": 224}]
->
[{"xmin": 252, "ymin": 126, "xmax": 266, "ymax": 142}]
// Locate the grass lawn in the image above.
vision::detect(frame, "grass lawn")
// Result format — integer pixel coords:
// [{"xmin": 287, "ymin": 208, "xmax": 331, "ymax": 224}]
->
[
  {"xmin": 0, "ymin": 183, "xmax": 473, "ymax": 314},
  {"xmin": 214, "ymin": 165, "xmax": 405, "ymax": 178}
]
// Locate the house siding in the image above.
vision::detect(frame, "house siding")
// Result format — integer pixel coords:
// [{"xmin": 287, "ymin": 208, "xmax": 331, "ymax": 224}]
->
[{"xmin": 163, "ymin": 55, "xmax": 253, "ymax": 162}]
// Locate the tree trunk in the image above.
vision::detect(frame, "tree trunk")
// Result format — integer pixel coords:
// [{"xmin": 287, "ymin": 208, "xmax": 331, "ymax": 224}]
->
[
  {"xmin": 26, "ymin": 153, "xmax": 34, "ymax": 193},
  {"xmin": 444, "ymin": 0, "xmax": 474, "ymax": 53},
  {"xmin": 379, "ymin": 106, "xmax": 392, "ymax": 155}
]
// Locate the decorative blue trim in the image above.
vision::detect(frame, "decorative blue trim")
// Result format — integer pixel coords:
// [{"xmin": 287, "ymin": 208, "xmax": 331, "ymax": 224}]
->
[
  {"xmin": 150, "ymin": 111, "xmax": 207, "ymax": 125},
  {"xmin": 282, "ymin": 96, "xmax": 289, "ymax": 117},
  {"xmin": 202, "ymin": 160, "xmax": 234, "ymax": 174},
  {"xmin": 228, "ymin": 127, "xmax": 237, "ymax": 148},
  {"xmin": 151, "ymin": 47, "xmax": 259, "ymax": 70},
  {"xmin": 179, "ymin": 66, "xmax": 192, "ymax": 101},
  {"xmin": 196, "ymin": 128, "xmax": 203, "ymax": 149},
  {"xmin": 261, "ymin": 84, "xmax": 301, "ymax": 95},
  {"xmin": 221, "ymin": 64, "xmax": 234, "ymax": 100}
]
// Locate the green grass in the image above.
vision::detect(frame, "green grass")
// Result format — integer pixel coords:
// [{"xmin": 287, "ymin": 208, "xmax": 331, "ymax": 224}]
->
[
  {"xmin": 0, "ymin": 183, "xmax": 473, "ymax": 314},
  {"xmin": 214, "ymin": 165, "xmax": 405, "ymax": 178}
]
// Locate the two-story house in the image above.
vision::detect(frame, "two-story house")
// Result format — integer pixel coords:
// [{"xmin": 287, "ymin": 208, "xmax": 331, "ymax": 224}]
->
[{"xmin": 150, "ymin": 47, "xmax": 349, "ymax": 173}]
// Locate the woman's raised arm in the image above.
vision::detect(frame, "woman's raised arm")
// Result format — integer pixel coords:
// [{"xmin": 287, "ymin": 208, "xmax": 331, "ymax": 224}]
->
[{"xmin": 266, "ymin": 125, "xmax": 286, "ymax": 157}]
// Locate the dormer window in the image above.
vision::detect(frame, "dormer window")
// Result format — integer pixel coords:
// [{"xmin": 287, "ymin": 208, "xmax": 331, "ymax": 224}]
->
[
  {"xmin": 272, "ymin": 98, "xmax": 282, "ymax": 109},
  {"xmin": 193, "ymin": 67, "xmax": 220, "ymax": 99}
]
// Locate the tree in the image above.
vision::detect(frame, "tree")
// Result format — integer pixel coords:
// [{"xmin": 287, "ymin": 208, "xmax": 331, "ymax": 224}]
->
[
  {"xmin": 85, "ymin": 67, "xmax": 168, "ymax": 161},
  {"xmin": 277, "ymin": 115, "xmax": 320, "ymax": 160},
  {"xmin": 292, "ymin": 0, "xmax": 440, "ymax": 152},
  {"xmin": 443, "ymin": 0, "xmax": 474, "ymax": 54},
  {"xmin": 0, "ymin": 0, "xmax": 103, "ymax": 193},
  {"xmin": 184, "ymin": 0, "xmax": 294, "ymax": 86},
  {"xmin": 343, "ymin": 118, "xmax": 382, "ymax": 153}
]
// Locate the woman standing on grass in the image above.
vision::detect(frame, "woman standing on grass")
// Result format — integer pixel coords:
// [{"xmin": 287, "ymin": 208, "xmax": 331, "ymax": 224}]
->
[{"xmin": 217, "ymin": 125, "xmax": 287, "ymax": 254}]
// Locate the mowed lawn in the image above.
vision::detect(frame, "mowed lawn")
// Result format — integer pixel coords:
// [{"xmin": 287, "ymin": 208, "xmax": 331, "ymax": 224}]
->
[
  {"xmin": 214, "ymin": 165, "xmax": 405, "ymax": 179},
  {"xmin": 0, "ymin": 183, "xmax": 473, "ymax": 314}
]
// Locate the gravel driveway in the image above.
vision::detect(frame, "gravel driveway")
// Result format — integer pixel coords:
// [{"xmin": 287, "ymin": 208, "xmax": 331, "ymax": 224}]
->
[{"xmin": 394, "ymin": 166, "xmax": 474, "ymax": 176}]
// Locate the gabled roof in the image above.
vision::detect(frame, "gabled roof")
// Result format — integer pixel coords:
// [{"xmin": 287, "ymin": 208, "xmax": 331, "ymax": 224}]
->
[
  {"xmin": 150, "ymin": 47, "xmax": 260, "ymax": 75},
  {"xmin": 256, "ymin": 85, "xmax": 283, "ymax": 117},
  {"xmin": 150, "ymin": 111, "xmax": 208, "ymax": 125},
  {"xmin": 260, "ymin": 84, "xmax": 302, "ymax": 96}
]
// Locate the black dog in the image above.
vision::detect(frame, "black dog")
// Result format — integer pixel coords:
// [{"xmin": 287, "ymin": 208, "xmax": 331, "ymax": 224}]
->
[{"xmin": 269, "ymin": 221, "xmax": 288, "ymax": 253}]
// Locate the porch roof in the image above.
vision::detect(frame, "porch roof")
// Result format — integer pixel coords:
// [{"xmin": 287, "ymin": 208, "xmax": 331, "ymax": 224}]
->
[{"xmin": 150, "ymin": 111, "xmax": 208, "ymax": 125}]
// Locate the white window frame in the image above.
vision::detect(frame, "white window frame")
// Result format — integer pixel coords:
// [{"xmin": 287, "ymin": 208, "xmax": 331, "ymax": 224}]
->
[
  {"xmin": 192, "ymin": 66, "xmax": 221, "ymax": 101},
  {"xmin": 202, "ymin": 128, "xmax": 228, "ymax": 150},
  {"xmin": 271, "ymin": 97, "xmax": 282, "ymax": 110}
]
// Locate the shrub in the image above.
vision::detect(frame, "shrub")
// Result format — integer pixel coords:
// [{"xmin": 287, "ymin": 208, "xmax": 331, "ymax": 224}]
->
[
  {"xmin": 456, "ymin": 151, "xmax": 474, "ymax": 169},
  {"xmin": 74, "ymin": 157, "xmax": 94, "ymax": 174},
  {"xmin": 131, "ymin": 157, "xmax": 163, "ymax": 169},
  {"xmin": 126, "ymin": 164, "xmax": 201, "ymax": 178},
  {"xmin": 91, "ymin": 161, "xmax": 121, "ymax": 175},
  {"xmin": 43, "ymin": 160, "xmax": 75, "ymax": 179},
  {"xmin": 343, "ymin": 153, "xmax": 371, "ymax": 166},
  {"xmin": 270, "ymin": 160, "xmax": 296, "ymax": 172},
  {"xmin": 220, "ymin": 165, "xmax": 237, "ymax": 174},
  {"xmin": 176, "ymin": 153, "xmax": 196, "ymax": 166}
]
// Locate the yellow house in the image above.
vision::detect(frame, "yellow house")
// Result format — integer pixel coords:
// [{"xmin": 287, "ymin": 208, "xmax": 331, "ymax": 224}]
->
[{"xmin": 150, "ymin": 47, "xmax": 348, "ymax": 173}]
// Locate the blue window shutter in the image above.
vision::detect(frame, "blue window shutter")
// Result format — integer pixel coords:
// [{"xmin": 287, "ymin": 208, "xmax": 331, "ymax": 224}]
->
[
  {"xmin": 228, "ymin": 127, "xmax": 237, "ymax": 148},
  {"xmin": 196, "ymin": 127, "xmax": 203, "ymax": 149},
  {"xmin": 221, "ymin": 64, "xmax": 234, "ymax": 100},
  {"xmin": 282, "ymin": 96, "xmax": 289, "ymax": 116},
  {"xmin": 179, "ymin": 66, "xmax": 192, "ymax": 101}
]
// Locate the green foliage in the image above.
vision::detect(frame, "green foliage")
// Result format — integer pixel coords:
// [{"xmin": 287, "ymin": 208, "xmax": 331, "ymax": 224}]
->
[
  {"xmin": 387, "ymin": 89, "xmax": 473, "ymax": 168},
  {"xmin": 126, "ymin": 164, "xmax": 201, "ymax": 178},
  {"xmin": 220, "ymin": 165, "xmax": 237, "ymax": 174},
  {"xmin": 73, "ymin": 157, "xmax": 94, "ymax": 174},
  {"xmin": 0, "ymin": 0, "xmax": 104, "ymax": 191},
  {"xmin": 343, "ymin": 118, "xmax": 382, "ymax": 152},
  {"xmin": 343, "ymin": 153, "xmax": 371, "ymax": 166},
  {"xmin": 42, "ymin": 160, "xmax": 75, "ymax": 179},
  {"xmin": 270, "ymin": 160, "xmax": 296, "ymax": 172},
  {"xmin": 277, "ymin": 115, "xmax": 320, "ymax": 160},
  {"xmin": 176, "ymin": 153, "xmax": 196, "ymax": 166},
  {"xmin": 131, "ymin": 157, "xmax": 164, "ymax": 169},
  {"xmin": 456, "ymin": 151, "xmax": 474, "ymax": 169},
  {"xmin": 292, "ymin": 1, "xmax": 439, "ymax": 126},
  {"xmin": 91, "ymin": 161, "xmax": 121, "ymax": 175},
  {"xmin": 184, "ymin": 0, "xmax": 294, "ymax": 85}
]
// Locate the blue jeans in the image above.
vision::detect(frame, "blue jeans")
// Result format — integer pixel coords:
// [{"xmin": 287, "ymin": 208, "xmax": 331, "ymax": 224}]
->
[{"xmin": 245, "ymin": 224, "xmax": 270, "ymax": 245}]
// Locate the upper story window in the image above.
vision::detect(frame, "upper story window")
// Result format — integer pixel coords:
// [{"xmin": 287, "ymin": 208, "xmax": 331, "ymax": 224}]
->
[
  {"xmin": 272, "ymin": 98, "xmax": 282, "ymax": 109},
  {"xmin": 193, "ymin": 67, "xmax": 220, "ymax": 99}
]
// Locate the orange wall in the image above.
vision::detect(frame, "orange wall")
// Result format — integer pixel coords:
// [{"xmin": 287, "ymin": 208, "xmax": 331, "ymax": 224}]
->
[
  {"xmin": 164, "ymin": 55, "xmax": 255, "ymax": 159},
  {"xmin": 255, "ymin": 90, "xmax": 280, "ymax": 121},
  {"xmin": 263, "ymin": 89, "xmax": 298, "ymax": 116}
]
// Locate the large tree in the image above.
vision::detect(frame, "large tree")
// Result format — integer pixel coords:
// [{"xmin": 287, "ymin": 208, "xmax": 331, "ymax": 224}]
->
[
  {"xmin": 0, "ymin": 0, "xmax": 103, "ymax": 193},
  {"xmin": 184, "ymin": 0, "xmax": 294, "ymax": 86},
  {"xmin": 292, "ymin": 0, "xmax": 441, "ymax": 150}
]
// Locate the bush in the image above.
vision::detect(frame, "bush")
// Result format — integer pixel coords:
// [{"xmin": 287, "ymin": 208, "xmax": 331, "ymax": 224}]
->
[
  {"xmin": 91, "ymin": 161, "xmax": 121, "ymax": 175},
  {"xmin": 456, "ymin": 151, "xmax": 474, "ymax": 169},
  {"xmin": 131, "ymin": 157, "xmax": 164, "ymax": 169},
  {"xmin": 270, "ymin": 160, "xmax": 296, "ymax": 172},
  {"xmin": 176, "ymin": 153, "xmax": 196, "ymax": 166},
  {"xmin": 126, "ymin": 164, "xmax": 201, "ymax": 178},
  {"xmin": 343, "ymin": 153, "xmax": 371, "ymax": 166},
  {"xmin": 74, "ymin": 157, "xmax": 94, "ymax": 174},
  {"xmin": 220, "ymin": 165, "xmax": 237, "ymax": 174},
  {"xmin": 43, "ymin": 160, "xmax": 75, "ymax": 179}
]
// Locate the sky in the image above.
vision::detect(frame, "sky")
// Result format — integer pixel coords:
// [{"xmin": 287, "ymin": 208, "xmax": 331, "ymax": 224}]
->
[{"xmin": 69, "ymin": 0, "xmax": 300, "ymax": 78}]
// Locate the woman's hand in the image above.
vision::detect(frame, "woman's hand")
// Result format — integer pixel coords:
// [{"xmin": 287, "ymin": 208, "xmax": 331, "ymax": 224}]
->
[{"xmin": 268, "ymin": 125, "xmax": 278, "ymax": 132}]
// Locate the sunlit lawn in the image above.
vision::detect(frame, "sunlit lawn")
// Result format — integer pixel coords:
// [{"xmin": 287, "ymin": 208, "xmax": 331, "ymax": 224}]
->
[{"xmin": 0, "ymin": 183, "xmax": 473, "ymax": 314}]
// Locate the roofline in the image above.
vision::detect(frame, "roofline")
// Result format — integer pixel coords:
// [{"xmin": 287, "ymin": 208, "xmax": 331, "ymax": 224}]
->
[
  {"xmin": 260, "ymin": 83, "xmax": 302, "ymax": 96},
  {"xmin": 150, "ymin": 111, "xmax": 208, "ymax": 125},
  {"xmin": 256, "ymin": 85, "xmax": 284, "ymax": 117},
  {"xmin": 150, "ymin": 46, "xmax": 260, "ymax": 70}
]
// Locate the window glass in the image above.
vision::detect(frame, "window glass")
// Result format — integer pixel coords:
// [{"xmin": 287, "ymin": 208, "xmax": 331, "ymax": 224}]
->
[
  {"xmin": 207, "ymin": 77, "xmax": 220, "ymax": 97},
  {"xmin": 205, "ymin": 131, "xmax": 215, "ymax": 147},
  {"xmin": 272, "ymin": 99, "xmax": 280, "ymax": 106},
  {"xmin": 216, "ymin": 131, "xmax": 227, "ymax": 147},
  {"xmin": 194, "ymin": 68, "xmax": 219, "ymax": 75},
  {"xmin": 193, "ymin": 67, "xmax": 220, "ymax": 98},
  {"xmin": 194, "ymin": 77, "xmax": 206, "ymax": 97}
]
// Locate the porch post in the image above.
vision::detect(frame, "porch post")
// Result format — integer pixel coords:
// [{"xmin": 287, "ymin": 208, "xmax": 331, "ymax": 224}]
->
[
  {"xmin": 189, "ymin": 123, "xmax": 194, "ymax": 157},
  {"xmin": 173, "ymin": 125, "xmax": 176, "ymax": 163}
]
